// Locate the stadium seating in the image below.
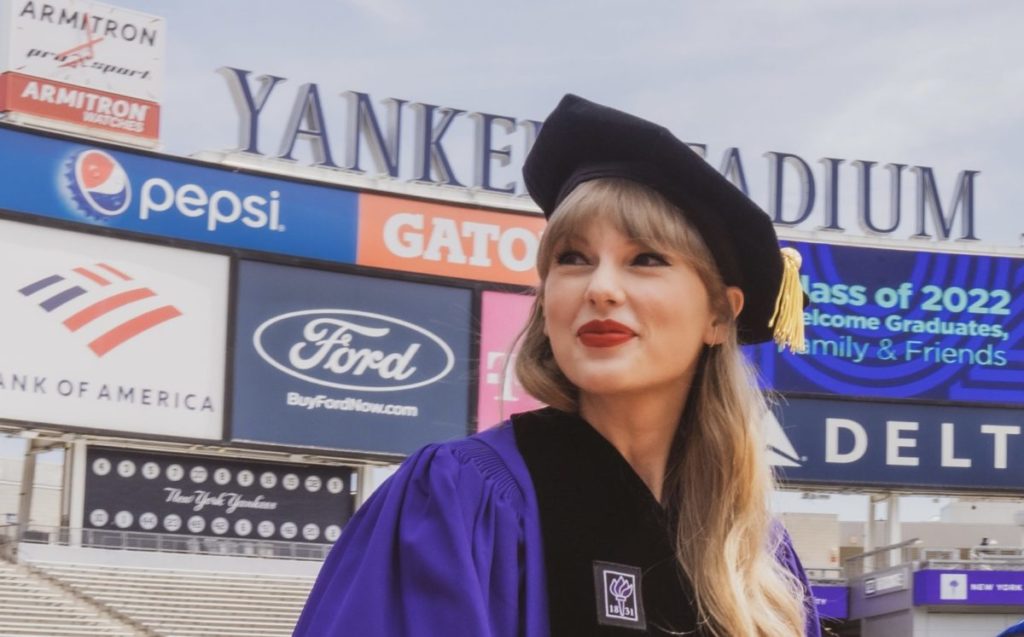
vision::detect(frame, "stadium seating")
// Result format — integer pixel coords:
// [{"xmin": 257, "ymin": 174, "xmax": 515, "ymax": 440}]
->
[
  {"xmin": 28, "ymin": 560, "xmax": 315, "ymax": 636},
  {"xmin": 0, "ymin": 559, "xmax": 140, "ymax": 636}
]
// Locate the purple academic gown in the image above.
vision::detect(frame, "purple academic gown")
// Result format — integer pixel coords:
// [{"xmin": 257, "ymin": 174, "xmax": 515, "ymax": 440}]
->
[{"xmin": 293, "ymin": 422, "xmax": 821, "ymax": 636}]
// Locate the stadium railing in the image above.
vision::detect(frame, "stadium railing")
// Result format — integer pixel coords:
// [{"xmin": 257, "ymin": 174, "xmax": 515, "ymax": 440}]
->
[
  {"xmin": 845, "ymin": 538, "xmax": 1024, "ymax": 577},
  {"xmin": 1, "ymin": 523, "xmax": 332, "ymax": 561}
]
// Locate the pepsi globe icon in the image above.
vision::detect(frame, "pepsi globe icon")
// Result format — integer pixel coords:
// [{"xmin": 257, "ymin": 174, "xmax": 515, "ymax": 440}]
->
[{"xmin": 65, "ymin": 150, "xmax": 132, "ymax": 220}]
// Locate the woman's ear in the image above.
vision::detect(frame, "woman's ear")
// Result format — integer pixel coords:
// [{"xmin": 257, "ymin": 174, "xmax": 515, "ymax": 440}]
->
[
  {"xmin": 705, "ymin": 287, "xmax": 744, "ymax": 346},
  {"xmin": 725, "ymin": 286, "xmax": 744, "ymax": 319}
]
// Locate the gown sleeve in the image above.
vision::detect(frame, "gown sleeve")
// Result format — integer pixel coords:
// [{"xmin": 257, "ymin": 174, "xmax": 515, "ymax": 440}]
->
[
  {"xmin": 293, "ymin": 437, "xmax": 531, "ymax": 637},
  {"xmin": 774, "ymin": 525, "xmax": 823, "ymax": 637}
]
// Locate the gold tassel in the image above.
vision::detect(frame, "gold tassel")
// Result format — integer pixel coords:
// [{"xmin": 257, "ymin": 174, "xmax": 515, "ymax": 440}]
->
[{"xmin": 769, "ymin": 247, "xmax": 806, "ymax": 353}]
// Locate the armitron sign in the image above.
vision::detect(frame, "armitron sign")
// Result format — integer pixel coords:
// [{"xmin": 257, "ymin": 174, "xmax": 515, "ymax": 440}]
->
[{"xmin": 0, "ymin": 0, "xmax": 165, "ymax": 145}]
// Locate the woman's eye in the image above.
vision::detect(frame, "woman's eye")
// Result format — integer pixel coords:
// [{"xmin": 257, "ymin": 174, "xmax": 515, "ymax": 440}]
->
[
  {"xmin": 555, "ymin": 250, "xmax": 588, "ymax": 265},
  {"xmin": 633, "ymin": 252, "xmax": 670, "ymax": 266}
]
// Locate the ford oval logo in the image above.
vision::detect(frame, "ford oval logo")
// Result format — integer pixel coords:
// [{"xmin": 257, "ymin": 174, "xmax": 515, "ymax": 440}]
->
[{"xmin": 253, "ymin": 309, "xmax": 455, "ymax": 392}]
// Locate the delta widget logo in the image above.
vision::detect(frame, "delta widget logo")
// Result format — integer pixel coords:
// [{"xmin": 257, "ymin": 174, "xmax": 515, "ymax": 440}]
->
[
  {"xmin": 765, "ymin": 411, "xmax": 803, "ymax": 468},
  {"xmin": 18, "ymin": 262, "xmax": 181, "ymax": 357},
  {"xmin": 64, "ymin": 149, "xmax": 132, "ymax": 220}
]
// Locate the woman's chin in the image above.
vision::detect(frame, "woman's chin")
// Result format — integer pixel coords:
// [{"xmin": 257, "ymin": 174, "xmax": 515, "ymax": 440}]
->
[{"xmin": 570, "ymin": 374, "xmax": 641, "ymax": 399}]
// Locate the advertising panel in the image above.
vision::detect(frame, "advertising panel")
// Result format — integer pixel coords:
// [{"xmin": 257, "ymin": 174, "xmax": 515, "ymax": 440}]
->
[
  {"xmin": 864, "ymin": 567, "xmax": 910, "ymax": 597},
  {"xmin": 0, "ymin": 72, "xmax": 159, "ymax": 140},
  {"xmin": 0, "ymin": 219, "xmax": 227, "ymax": 439},
  {"xmin": 0, "ymin": 126, "xmax": 359, "ymax": 262},
  {"xmin": 810, "ymin": 585, "xmax": 848, "ymax": 620},
  {"xmin": 913, "ymin": 570, "xmax": 1024, "ymax": 606},
  {"xmin": 0, "ymin": 0, "xmax": 165, "ymax": 142},
  {"xmin": 477, "ymin": 291, "xmax": 543, "ymax": 430},
  {"xmin": 231, "ymin": 261, "xmax": 472, "ymax": 455},
  {"xmin": 357, "ymin": 193, "xmax": 545, "ymax": 285},
  {"xmin": 771, "ymin": 398, "xmax": 1023, "ymax": 492},
  {"xmin": 84, "ymin": 447, "xmax": 355, "ymax": 544},
  {"xmin": 747, "ymin": 241, "xmax": 1024, "ymax": 406}
]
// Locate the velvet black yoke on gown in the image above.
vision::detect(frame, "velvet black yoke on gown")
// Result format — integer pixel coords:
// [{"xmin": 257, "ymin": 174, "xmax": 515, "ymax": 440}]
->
[{"xmin": 513, "ymin": 408, "xmax": 706, "ymax": 636}]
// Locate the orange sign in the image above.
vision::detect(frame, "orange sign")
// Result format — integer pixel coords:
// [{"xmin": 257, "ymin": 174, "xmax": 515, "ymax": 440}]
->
[
  {"xmin": 0, "ymin": 72, "xmax": 160, "ymax": 140},
  {"xmin": 358, "ymin": 193, "xmax": 545, "ymax": 285}
]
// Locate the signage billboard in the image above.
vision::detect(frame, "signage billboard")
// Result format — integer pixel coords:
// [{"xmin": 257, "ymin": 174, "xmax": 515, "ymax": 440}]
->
[
  {"xmin": 864, "ymin": 567, "xmax": 909, "ymax": 597},
  {"xmin": 747, "ymin": 240, "xmax": 1024, "ymax": 406},
  {"xmin": 84, "ymin": 446, "xmax": 355, "ymax": 544},
  {"xmin": 231, "ymin": 261, "xmax": 472, "ymax": 455},
  {"xmin": 810, "ymin": 585, "xmax": 848, "ymax": 620},
  {"xmin": 914, "ymin": 570, "xmax": 1024, "ymax": 606},
  {"xmin": 0, "ymin": 126, "xmax": 359, "ymax": 262},
  {"xmin": 477, "ymin": 291, "xmax": 543, "ymax": 430},
  {"xmin": 357, "ymin": 192, "xmax": 544, "ymax": 285},
  {"xmin": 0, "ymin": 0, "xmax": 165, "ymax": 143},
  {"xmin": 220, "ymin": 74, "xmax": 990, "ymax": 247},
  {"xmin": 772, "ymin": 398, "xmax": 1023, "ymax": 492},
  {"xmin": 0, "ymin": 218, "xmax": 227, "ymax": 439},
  {"xmin": 0, "ymin": 72, "xmax": 159, "ymax": 140}
]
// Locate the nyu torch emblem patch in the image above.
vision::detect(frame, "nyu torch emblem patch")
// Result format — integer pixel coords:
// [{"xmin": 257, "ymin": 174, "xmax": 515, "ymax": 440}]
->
[{"xmin": 593, "ymin": 561, "xmax": 646, "ymax": 630}]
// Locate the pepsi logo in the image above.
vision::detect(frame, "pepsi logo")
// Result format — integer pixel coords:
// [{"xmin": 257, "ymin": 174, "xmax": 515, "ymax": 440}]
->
[{"xmin": 65, "ymin": 150, "xmax": 132, "ymax": 219}]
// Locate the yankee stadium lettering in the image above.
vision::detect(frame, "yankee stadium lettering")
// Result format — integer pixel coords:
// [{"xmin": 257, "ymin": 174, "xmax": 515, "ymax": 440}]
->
[
  {"xmin": 219, "ymin": 68, "xmax": 981, "ymax": 242},
  {"xmin": 254, "ymin": 309, "xmax": 455, "ymax": 392}
]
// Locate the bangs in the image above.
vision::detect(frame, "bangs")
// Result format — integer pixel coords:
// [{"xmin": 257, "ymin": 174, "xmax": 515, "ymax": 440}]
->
[{"xmin": 536, "ymin": 178, "xmax": 714, "ymax": 280}]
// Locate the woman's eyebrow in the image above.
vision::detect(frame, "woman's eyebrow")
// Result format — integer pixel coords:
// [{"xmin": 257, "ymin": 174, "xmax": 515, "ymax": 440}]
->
[
  {"xmin": 625, "ymin": 236, "xmax": 665, "ymax": 251},
  {"xmin": 555, "ymin": 235, "xmax": 587, "ymax": 250}
]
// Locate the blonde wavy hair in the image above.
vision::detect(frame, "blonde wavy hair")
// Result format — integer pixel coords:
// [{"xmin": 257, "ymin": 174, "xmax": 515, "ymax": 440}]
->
[{"xmin": 515, "ymin": 178, "xmax": 808, "ymax": 637}]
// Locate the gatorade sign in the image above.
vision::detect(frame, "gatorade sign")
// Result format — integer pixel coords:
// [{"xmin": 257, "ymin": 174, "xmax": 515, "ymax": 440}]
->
[{"xmin": 357, "ymin": 193, "xmax": 545, "ymax": 285}]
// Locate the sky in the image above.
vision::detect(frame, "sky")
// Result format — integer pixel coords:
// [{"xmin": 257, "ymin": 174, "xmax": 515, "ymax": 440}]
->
[
  {"xmin": 118, "ymin": 0, "xmax": 1024, "ymax": 248},
  {"xmin": 3, "ymin": 0, "xmax": 1022, "ymax": 521}
]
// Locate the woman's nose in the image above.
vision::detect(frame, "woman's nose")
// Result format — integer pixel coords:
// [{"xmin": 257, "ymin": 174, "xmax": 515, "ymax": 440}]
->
[{"xmin": 584, "ymin": 262, "xmax": 626, "ymax": 306}]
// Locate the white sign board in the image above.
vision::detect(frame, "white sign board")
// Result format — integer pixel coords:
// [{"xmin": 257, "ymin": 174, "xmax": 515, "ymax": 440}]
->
[
  {"xmin": 1, "ymin": 0, "xmax": 164, "ymax": 99},
  {"xmin": 0, "ymin": 219, "xmax": 228, "ymax": 440}
]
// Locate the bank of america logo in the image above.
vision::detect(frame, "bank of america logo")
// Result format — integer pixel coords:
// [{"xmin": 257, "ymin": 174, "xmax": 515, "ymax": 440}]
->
[{"xmin": 18, "ymin": 263, "xmax": 181, "ymax": 356}]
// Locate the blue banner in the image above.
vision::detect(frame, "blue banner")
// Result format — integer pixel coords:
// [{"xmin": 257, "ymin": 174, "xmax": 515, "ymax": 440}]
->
[
  {"xmin": 810, "ymin": 585, "xmax": 848, "ymax": 620},
  {"xmin": 231, "ymin": 261, "xmax": 472, "ymax": 455},
  {"xmin": 771, "ymin": 398, "xmax": 1024, "ymax": 492},
  {"xmin": 914, "ymin": 570, "xmax": 1024, "ymax": 606},
  {"xmin": 747, "ymin": 241, "xmax": 1024, "ymax": 406},
  {"xmin": 0, "ymin": 126, "xmax": 358, "ymax": 262}
]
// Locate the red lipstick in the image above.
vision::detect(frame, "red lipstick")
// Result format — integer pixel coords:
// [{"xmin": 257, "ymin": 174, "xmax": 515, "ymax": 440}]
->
[{"xmin": 577, "ymin": 320, "xmax": 636, "ymax": 348}]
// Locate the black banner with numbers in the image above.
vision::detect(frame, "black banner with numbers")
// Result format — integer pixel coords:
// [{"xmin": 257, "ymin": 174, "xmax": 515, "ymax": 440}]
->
[{"xmin": 84, "ymin": 446, "xmax": 355, "ymax": 544}]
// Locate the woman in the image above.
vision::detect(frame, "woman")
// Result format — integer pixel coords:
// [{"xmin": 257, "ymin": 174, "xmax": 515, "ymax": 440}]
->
[
  {"xmin": 999, "ymin": 619, "xmax": 1024, "ymax": 637},
  {"xmin": 294, "ymin": 95, "xmax": 819, "ymax": 636}
]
